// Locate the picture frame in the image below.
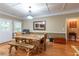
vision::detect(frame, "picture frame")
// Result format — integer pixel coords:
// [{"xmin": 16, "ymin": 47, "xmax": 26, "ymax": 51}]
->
[
  {"xmin": 33, "ymin": 21, "xmax": 46, "ymax": 30},
  {"xmin": 69, "ymin": 21, "xmax": 77, "ymax": 28}
]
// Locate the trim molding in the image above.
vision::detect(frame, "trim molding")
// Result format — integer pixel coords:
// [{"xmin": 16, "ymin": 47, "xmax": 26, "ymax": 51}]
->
[{"xmin": 0, "ymin": 10, "xmax": 24, "ymax": 20}]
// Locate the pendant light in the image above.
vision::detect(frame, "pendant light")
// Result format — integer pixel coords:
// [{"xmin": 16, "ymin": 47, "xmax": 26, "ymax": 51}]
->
[{"xmin": 27, "ymin": 6, "xmax": 33, "ymax": 19}]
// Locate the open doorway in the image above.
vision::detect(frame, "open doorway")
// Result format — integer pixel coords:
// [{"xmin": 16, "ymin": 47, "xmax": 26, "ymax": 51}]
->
[{"xmin": 66, "ymin": 18, "xmax": 79, "ymax": 42}]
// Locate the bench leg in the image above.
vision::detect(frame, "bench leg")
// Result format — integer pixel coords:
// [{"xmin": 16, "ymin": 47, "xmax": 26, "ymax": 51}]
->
[
  {"xmin": 44, "ymin": 43, "xmax": 46, "ymax": 51},
  {"xmin": 74, "ymin": 53, "xmax": 79, "ymax": 56},
  {"xmin": 24, "ymin": 48, "xmax": 32, "ymax": 56},
  {"xmin": 9, "ymin": 45, "xmax": 13, "ymax": 55},
  {"xmin": 15, "ymin": 46, "xmax": 18, "ymax": 50}
]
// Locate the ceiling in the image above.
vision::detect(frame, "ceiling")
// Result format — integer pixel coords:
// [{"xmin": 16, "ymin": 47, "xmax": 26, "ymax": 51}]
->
[{"xmin": 0, "ymin": 3, "xmax": 79, "ymax": 19}]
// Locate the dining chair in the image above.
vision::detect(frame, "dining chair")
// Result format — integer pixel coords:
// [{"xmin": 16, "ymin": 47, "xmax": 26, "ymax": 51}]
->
[
  {"xmin": 15, "ymin": 32, "xmax": 22, "ymax": 36},
  {"xmin": 38, "ymin": 38, "xmax": 45, "ymax": 53},
  {"xmin": 44, "ymin": 33, "xmax": 47, "ymax": 51}
]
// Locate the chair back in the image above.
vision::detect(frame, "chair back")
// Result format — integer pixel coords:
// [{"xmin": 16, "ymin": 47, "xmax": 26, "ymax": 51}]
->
[
  {"xmin": 15, "ymin": 32, "xmax": 22, "ymax": 36},
  {"xmin": 44, "ymin": 33, "xmax": 47, "ymax": 40},
  {"xmin": 15, "ymin": 37, "xmax": 26, "ymax": 44}
]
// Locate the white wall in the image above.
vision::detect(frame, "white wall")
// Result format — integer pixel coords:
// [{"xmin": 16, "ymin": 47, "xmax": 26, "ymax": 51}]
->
[
  {"xmin": 23, "ymin": 13, "xmax": 79, "ymax": 34},
  {"xmin": 23, "ymin": 16, "xmax": 66, "ymax": 33}
]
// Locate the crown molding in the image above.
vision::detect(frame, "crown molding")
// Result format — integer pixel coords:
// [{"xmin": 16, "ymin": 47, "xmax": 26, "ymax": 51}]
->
[{"xmin": 0, "ymin": 10, "xmax": 24, "ymax": 20}]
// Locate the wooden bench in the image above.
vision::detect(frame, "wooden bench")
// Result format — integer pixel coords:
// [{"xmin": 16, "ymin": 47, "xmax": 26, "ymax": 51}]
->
[{"xmin": 8, "ymin": 41, "xmax": 35, "ymax": 56}]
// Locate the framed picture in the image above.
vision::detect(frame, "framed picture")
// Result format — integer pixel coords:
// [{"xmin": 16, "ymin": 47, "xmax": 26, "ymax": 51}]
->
[
  {"xmin": 69, "ymin": 21, "xmax": 77, "ymax": 28},
  {"xmin": 33, "ymin": 21, "xmax": 46, "ymax": 30}
]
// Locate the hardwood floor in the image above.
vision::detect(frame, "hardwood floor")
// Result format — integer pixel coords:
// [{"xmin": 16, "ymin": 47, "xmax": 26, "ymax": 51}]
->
[{"xmin": 0, "ymin": 40, "xmax": 79, "ymax": 56}]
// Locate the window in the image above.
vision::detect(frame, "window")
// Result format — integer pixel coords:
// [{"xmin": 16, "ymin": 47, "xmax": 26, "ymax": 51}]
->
[
  {"xmin": 14, "ymin": 21, "xmax": 22, "ymax": 32},
  {"xmin": 0, "ymin": 20, "xmax": 12, "ymax": 31},
  {"xmin": 0, "ymin": 19, "xmax": 12, "ymax": 43}
]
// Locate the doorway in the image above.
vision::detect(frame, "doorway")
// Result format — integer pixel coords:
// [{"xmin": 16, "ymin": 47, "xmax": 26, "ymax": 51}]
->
[{"xmin": 66, "ymin": 18, "xmax": 78, "ymax": 42}]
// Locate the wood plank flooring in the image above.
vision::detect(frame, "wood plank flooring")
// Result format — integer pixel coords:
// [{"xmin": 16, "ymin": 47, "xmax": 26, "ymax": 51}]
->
[{"xmin": 0, "ymin": 41, "xmax": 79, "ymax": 56}]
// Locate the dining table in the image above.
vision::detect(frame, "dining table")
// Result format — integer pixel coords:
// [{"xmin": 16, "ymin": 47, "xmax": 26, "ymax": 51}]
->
[
  {"xmin": 14, "ymin": 34, "xmax": 45, "ymax": 41},
  {"xmin": 14, "ymin": 33, "xmax": 47, "ymax": 54}
]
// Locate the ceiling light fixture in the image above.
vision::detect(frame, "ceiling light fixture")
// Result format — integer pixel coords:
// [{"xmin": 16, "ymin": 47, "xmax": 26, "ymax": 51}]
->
[{"xmin": 27, "ymin": 6, "xmax": 33, "ymax": 19}]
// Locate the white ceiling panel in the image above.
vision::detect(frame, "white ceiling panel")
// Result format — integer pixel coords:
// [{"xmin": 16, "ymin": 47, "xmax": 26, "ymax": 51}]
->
[
  {"xmin": 47, "ymin": 3, "xmax": 66, "ymax": 13},
  {"xmin": 6, "ymin": 3, "xmax": 51, "ymax": 17},
  {"xmin": 0, "ymin": 3, "xmax": 26, "ymax": 17},
  {"xmin": 64, "ymin": 3, "xmax": 79, "ymax": 11}
]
